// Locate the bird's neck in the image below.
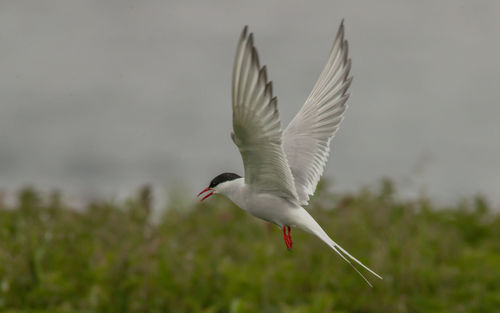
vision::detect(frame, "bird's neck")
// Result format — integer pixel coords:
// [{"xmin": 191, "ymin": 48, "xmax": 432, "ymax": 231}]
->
[{"xmin": 217, "ymin": 178, "xmax": 247, "ymax": 209}]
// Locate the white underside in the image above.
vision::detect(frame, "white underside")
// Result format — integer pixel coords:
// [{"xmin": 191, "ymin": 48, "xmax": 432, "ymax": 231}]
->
[
  {"xmin": 215, "ymin": 178, "xmax": 382, "ymax": 286},
  {"xmin": 217, "ymin": 178, "xmax": 303, "ymax": 227}
]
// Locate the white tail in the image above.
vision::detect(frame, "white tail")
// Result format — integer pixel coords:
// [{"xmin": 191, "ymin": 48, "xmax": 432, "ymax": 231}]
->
[{"xmin": 298, "ymin": 209, "xmax": 383, "ymax": 287}]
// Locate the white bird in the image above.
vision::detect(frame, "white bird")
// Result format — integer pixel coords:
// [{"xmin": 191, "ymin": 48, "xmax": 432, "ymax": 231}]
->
[{"xmin": 198, "ymin": 21, "xmax": 382, "ymax": 286}]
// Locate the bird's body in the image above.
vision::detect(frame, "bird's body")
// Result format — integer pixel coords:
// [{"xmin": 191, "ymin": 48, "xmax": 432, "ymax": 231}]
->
[
  {"xmin": 198, "ymin": 21, "xmax": 382, "ymax": 286},
  {"xmin": 217, "ymin": 177, "xmax": 303, "ymax": 227},
  {"xmin": 212, "ymin": 176, "xmax": 381, "ymax": 286}
]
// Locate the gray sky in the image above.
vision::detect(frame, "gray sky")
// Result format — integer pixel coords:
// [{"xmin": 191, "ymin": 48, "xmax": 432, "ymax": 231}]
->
[{"xmin": 1, "ymin": 0, "xmax": 499, "ymax": 205}]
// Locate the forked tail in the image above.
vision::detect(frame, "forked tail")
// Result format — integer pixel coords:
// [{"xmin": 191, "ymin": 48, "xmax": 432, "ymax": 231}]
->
[
  {"xmin": 298, "ymin": 210, "xmax": 383, "ymax": 287},
  {"xmin": 323, "ymin": 233, "xmax": 382, "ymax": 287}
]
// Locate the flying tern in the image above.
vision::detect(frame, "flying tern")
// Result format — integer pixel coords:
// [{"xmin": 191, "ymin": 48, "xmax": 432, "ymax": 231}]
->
[{"xmin": 198, "ymin": 21, "xmax": 382, "ymax": 286}]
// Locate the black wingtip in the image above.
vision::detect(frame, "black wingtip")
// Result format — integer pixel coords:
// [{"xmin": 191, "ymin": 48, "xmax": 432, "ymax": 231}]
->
[
  {"xmin": 270, "ymin": 96, "xmax": 278, "ymax": 107},
  {"xmin": 266, "ymin": 81, "xmax": 273, "ymax": 97},
  {"xmin": 260, "ymin": 65, "xmax": 268, "ymax": 82},
  {"xmin": 343, "ymin": 40, "xmax": 350, "ymax": 63},
  {"xmin": 238, "ymin": 26, "xmax": 248, "ymax": 47},
  {"xmin": 252, "ymin": 46, "xmax": 260, "ymax": 69},
  {"xmin": 240, "ymin": 25, "xmax": 249, "ymax": 42},
  {"xmin": 248, "ymin": 32, "xmax": 254, "ymax": 46},
  {"xmin": 338, "ymin": 19, "xmax": 345, "ymax": 35},
  {"xmin": 334, "ymin": 19, "xmax": 345, "ymax": 45}
]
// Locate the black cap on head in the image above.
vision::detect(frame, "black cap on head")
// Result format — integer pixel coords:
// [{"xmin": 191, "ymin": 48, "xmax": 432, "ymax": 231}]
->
[{"xmin": 209, "ymin": 173, "xmax": 241, "ymax": 188}]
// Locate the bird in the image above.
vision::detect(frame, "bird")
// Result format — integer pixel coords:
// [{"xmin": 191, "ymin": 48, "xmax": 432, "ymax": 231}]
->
[{"xmin": 198, "ymin": 20, "xmax": 382, "ymax": 286}]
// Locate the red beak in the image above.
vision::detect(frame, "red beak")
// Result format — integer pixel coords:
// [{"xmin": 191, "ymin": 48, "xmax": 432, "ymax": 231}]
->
[{"xmin": 197, "ymin": 187, "xmax": 214, "ymax": 201}]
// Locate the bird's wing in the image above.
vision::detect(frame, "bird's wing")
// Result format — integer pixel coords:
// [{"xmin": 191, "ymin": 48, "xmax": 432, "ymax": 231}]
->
[
  {"xmin": 231, "ymin": 26, "xmax": 298, "ymax": 200},
  {"xmin": 283, "ymin": 20, "xmax": 352, "ymax": 205}
]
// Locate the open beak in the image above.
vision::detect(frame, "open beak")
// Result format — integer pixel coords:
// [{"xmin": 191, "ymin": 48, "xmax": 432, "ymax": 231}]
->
[{"xmin": 197, "ymin": 187, "xmax": 214, "ymax": 201}]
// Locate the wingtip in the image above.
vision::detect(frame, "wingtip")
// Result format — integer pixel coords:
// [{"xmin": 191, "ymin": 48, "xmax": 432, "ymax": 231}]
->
[
  {"xmin": 251, "ymin": 46, "xmax": 260, "ymax": 69},
  {"xmin": 334, "ymin": 20, "xmax": 345, "ymax": 46},
  {"xmin": 238, "ymin": 26, "xmax": 249, "ymax": 47},
  {"xmin": 343, "ymin": 40, "xmax": 350, "ymax": 63},
  {"xmin": 247, "ymin": 32, "xmax": 254, "ymax": 47},
  {"xmin": 260, "ymin": 65, "xmax": 268, "ymax": 82},
  {"xmin": 270, "ymin": 96, "xmax": 278, "ymax": 112},
  {"xmin": 266, "ymin": 81, "xmax": 273, "ymax": 97},
  {"xmin": 344, "ymin": 75, "xmax": 354, "ymax": 89}
]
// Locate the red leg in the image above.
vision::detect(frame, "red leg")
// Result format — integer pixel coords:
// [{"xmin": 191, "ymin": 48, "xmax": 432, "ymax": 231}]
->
[{"xmin": 282, "ymin": 226, "xmax": 291, "ymax": 249}]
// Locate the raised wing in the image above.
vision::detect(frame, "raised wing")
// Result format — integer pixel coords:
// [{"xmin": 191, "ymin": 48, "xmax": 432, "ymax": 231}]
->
[
  {"xmin": 231, "ymin": 26, "xmax": 298, "ymax": 200},
  {"xmin": 283, "ymin": 20, "xmax": 352, "ymax": 205}
]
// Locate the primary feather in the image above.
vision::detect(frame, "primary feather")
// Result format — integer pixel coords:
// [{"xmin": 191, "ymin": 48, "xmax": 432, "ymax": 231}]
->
[
  {"xmin": 231, "ymin": 26, "xmax": 298, "ymax": 200},
  {"xmin": 283, "ymin": 20, "xmax": 352, "ymax": 205}
]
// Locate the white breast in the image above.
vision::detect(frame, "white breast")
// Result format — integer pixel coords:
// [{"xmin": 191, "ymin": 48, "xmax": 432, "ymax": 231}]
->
[{"xmin": 217, "ymin": 178, "xmax": 302, "ymax": 227}]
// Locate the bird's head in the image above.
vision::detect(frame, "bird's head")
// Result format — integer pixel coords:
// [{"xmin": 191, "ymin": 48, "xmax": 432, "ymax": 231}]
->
[{"xmin": 198, "ymin": 172, "xmax": 242, "ymax": 201}]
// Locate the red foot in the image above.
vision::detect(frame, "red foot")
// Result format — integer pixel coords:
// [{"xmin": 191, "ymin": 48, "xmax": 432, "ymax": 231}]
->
[{"xmin": 282, "ymin": 226, "xmax": 293, "ymax": 249}]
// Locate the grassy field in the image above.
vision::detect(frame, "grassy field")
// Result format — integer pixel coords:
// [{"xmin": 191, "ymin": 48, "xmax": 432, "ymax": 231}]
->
[{"xmin": 0, "ymin": 180, "xmax": 499, "ymax": 313}]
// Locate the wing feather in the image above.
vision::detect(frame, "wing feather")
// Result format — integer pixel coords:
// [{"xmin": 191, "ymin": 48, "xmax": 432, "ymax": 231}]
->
[
  {"xmin": 283, "ymin": 20, "xmax": 352, "ymax": 205},
  {"xmin": 232, "ymin": 26, "xmax": 298, "ymax": 200}
]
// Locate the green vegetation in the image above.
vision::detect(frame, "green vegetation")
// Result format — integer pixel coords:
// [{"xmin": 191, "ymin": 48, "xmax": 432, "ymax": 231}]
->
[{"xmin": 1, "ymin": 180, "xmax": 499, "ymax": 313}]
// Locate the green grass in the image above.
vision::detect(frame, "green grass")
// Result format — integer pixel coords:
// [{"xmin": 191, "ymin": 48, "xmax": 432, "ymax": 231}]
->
[{"xmin": 1, "ymin": 180, "xmax": 500, "ymax": 312}]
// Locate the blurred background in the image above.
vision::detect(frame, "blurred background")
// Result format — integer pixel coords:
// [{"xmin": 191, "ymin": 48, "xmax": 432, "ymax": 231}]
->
[
  {"xmin": 1, "ymin": 0, "xmax": 499, "ymax": 206},
  {"xmin": 1, "ymin": 2, "xmax": 500, "ymax": 312}
]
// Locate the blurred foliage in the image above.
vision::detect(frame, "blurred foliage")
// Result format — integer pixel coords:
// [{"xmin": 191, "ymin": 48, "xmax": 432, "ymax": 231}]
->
[{"xmin": 0, "ymin": 181, "xmax": 500, "ymax": 313}]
